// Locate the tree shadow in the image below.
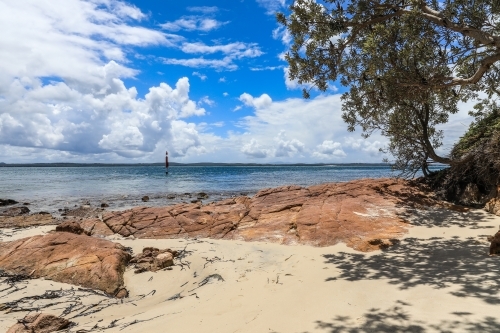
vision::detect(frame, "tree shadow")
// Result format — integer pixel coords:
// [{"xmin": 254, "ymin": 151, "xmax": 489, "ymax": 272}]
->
[
  {"xmin": 309, "ymin": 301, "xmax": 500, "ymax": 333},
  {"xmin": 323, "ymin": 237, "xmax": 500, "ymax": 304},
  {"xmin": 398, "ymin": 206, "xmax": 497, "ymax": 229}
]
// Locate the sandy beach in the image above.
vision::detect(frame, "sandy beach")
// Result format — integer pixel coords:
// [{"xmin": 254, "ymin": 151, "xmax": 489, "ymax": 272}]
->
[{"xmin": 1, "ymin": 203, "xmax": 499, "ymax": 332}]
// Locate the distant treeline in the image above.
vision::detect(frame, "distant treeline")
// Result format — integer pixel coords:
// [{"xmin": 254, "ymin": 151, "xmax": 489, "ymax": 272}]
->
[{"xmin": 0, "ymin": 162, "xmax": 392, "ymax": 167}]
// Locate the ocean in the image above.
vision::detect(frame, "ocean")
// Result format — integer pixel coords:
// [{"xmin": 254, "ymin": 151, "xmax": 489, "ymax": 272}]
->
[{"xmin": 0, "ymin": 164, "xmax": 419, "ymax": 214}]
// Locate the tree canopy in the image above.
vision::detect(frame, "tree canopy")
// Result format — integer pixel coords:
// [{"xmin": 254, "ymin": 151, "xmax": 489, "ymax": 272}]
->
[{"xmin": 278, "ymin": 0, "xmax": 500, "ymax": 175}]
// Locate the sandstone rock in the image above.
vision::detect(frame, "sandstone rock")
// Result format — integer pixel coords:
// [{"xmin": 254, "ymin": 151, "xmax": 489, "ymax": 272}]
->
[
  {"xmin": 142, "ymin": 196, "xmax": 149, "ymax": 202},
  {"xmin": 0, "ymin": 233, "xmax": 131, "ymax": 295},
  {"xmin": 6, "ymin": 313, "xmax": 71, "ymax": 333},
  {"xmin": 0, "ymin": 213, "xmax": 55, "ymax": 228},
  {"xmin": 0, "ymin": 199, "xmax": 18, "ymax": 206},
  {"xmin": 130, "ymin": 247, "xmax": 176, "ymax": 273},
  {"xmin": 79, "ymin": 218, "xmax": 115, "ymax": 237},
  {"xmin": 166, "ymin": 194, "xmax": 176, "ymax": 199},
  {"xmin": 63, "ymin": 206, "xmax": 102, "ymax": 219},
  {"xmin": 0, "ymin": 206, "xmax": 30, "ymax": 217},
  {"xmin": 114, "ymin": 288, "xmax": 129, "ymax": 299},
  {"xmin": 490, "ymin": 230, "xmax": 500, "ymax": 255},
  {"xmin": 485, "ymin": 186, "xmax": 500, "ymax": 216},
  {"xmin": 84, "ymin": 179, "xmax": 443, "ymax": 251},
  {"xmin": 55, "ymin": 221, "xmax": 85, "ymax": 235}
]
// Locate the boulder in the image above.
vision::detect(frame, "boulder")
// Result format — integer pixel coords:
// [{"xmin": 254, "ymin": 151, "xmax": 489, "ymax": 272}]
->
[
  {"xmin": 490, "ymin": 230, "xmax": 500, "ymax": 255},
  {"xmin": 130, "ymin": 247, "xmax": 176, "ymax": 273},
  {"xmin": 79, "ymin": 218, "xmax": 115, "ymax": 237},
  {"xmin": 0, "ymin": 206, "xmax": 30, "ymax": 217},
  {"xmin": 0, "ymin": 233, "xmax": 131, "ymax": 295},
  {"xmin": 485, "ymin": 186, "xmax": 500, "ymax": 216},
  {"xmin": 101, "ymin": 202, "xmax": 109, "ymax": 208},
  {"xmin": 6, "ymin": 313, "xmax": 71, "ymax": 333},
  {"xmin": 55, "ymin": 221, "xmax": 85, "ymax": 235},
  {"xmin": 0, "ymin": 199, "xmax": 18, "ymax": 207},
  {"xmin": 142, "ymin": 196, "xmax": 150, "ymax": 202}
]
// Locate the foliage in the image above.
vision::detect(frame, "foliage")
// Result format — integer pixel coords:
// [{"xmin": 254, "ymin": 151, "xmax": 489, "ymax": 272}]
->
[{"xmin": 278, "ymin": 0, "xmax": 500, "ymax": 175}]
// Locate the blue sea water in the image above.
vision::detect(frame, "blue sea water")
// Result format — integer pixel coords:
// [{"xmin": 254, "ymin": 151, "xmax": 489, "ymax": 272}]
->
[{"xmin": 0, "ymin": 164, "xmax": 421, "ymax": 213}]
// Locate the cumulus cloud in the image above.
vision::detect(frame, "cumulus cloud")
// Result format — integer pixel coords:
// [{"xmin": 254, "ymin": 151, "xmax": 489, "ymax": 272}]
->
[
  {"xmin": 313, "ymin": 140, "xmax": 346, "ymax": 158},
  {"xmin": 192, "ymin": 71, "xmax": 207, "ymax": 81},
  {"xmin": 239, "ymin": 93, "xmax": 273, "ymax": 109},
  {"xmin": 344, "ymin": 137, "xmax": 384, "ymax": 157},
  {"xmin": 274, "ymin": 131, "xmax": 305, "ymax": 157},
  {"xmin": 241, "ymin": 139, "xmax": 270, "ymax": 158},
  {"xmin": 0, "ymin": 1, "xmax": 208, "ymax": 161}
]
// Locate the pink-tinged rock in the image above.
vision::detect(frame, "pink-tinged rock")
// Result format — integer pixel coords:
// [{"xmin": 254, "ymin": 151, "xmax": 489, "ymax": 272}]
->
[
  {"xmin": 6, "ymin": 313, "xmax": 71, "ymax": 333},
  {"xmin": 83, "ymin": 179, "xmax": 449, "ymax": 251},
  {"xmin": 0, "ymin": 232, "xmax": 131, "ymax": 295}
]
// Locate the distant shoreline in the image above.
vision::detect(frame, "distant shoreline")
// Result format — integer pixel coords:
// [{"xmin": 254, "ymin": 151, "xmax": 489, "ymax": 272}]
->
[{"xmin": 0, "ymin": 162, "xmax": 394, "ymax": 167}]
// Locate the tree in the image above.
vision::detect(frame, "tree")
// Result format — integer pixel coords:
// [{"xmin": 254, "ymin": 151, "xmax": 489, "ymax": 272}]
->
[{"xmin": 277, "ymin": 0, "xmax": 500, "ymax": 175}]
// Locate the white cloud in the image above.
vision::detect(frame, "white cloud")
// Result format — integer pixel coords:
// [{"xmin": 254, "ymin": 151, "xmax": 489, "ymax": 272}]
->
[
  {"xmin": 192, "ymin": 71, "xmax": 207, "ymax": 81},
  {"xmin": 274, "ymin": 131, "xmax": 305, "ymax": 157},
  {"xmin": 181, "ymin": 42, "xmax": 262, "ymax": 58},
  {"xmin": 163, "ymin": 42, "xmax": 263, "ymax": 70},
  {"xmin": 219, "ymin": 77, "xmax": 227, "ymax": 83},
  {"xmin": 272, "ymin": 26, "xmax": 292, "ymax": 45},
  {"xmin": 160, "ymin": 17, "xmax": 227, "ymax": 32},
  {"xmin": 0, "ymin": 1, "xmax": 209, "ymax": 161},
  {"xmin": 344, "ymin": 137, "xmax": 384, "ymax": 156},
  {"xmin": 223, "ymin": 92, "xmax": 229, "ymax": 97},
  {"xmin": 250, "ymin": 66, "xmax": 284, "ymax": 71},
  {"xmin": 241, "ymin": 139, "xmax": 270, "ymax": 158},
  {"xmin": 187, "ymin": 6, "xmax": 219, "ymax": 14},
  {"xmin": 313, "ymin": 140, "xmax": 346, "ymax": 158},
  {"xmin": 162, "ymin": 57, "xmax": 237, "ymax": 70},
  {"xmin": 256, "ymin": 0, "xmax": 286, "ymax": 14},
  {"xmin": 199, "ymin": 96, "xmax": 215, "ymax": 107},
  {"xmin": 239, "ymin": 93, "xmax": 273, "ymax": 109},
  {"xmin": 0, "ymin": 0, "xmax": 169, "ymax": 90},
  {"xmin": 283, "ymin": 67, "xmax": 315, "ymax": 91}
]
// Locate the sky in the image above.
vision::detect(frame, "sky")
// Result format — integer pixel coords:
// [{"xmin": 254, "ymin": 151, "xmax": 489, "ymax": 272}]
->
[{"xmin": 0, "ymin": 0, "xmax": 475, "ymax": 164}]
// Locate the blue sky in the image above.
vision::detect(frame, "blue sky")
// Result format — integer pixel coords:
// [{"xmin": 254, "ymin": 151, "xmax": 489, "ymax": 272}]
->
[{"xmin": 0, "ymin": 0, "xmax": 473, "ymax": 163}]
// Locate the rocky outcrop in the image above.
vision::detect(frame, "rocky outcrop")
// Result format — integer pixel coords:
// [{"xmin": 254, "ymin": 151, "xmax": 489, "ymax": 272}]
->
[
  {"xmin": 61, "ymin": 206, "xmax": 103, "ymax": 219},
  {"xmin": 0, "ymin": 206, "xmax": 30, "ymax": 217},
  {"xmin": 55, "ymin": 221, "xmax": 85, "ymax": 235},
  {"xmin": 0, "ymin": 199, "xmax": 18, "ymax": 207},
  {"xmin": 130, "ymin": 247, "xmax": 177, "ymax": 273},
  {"xmin": 7, "ymin": 313, "xmax": 71, "ymax": 333},
  {"xmin": 0, "ymin": 213, "xmax": 55, "ymax": 228},
  {"xmin": 485, "ymin": 186, "xmax": 500, "ymax": 216},
  {"xmin": 0, "ymin": 232, "xmax": 131, "ymax": 295},
  {"xmin": 85, "ymin": 178, "xmax": 441, "ymax": 251},
  {"xmin": 489, "ymin": 230, "xmax": 500, "ymax": 255},
  {"xmin": 79, "ymin": 218, "xmax": 115, "ymax": 237}
]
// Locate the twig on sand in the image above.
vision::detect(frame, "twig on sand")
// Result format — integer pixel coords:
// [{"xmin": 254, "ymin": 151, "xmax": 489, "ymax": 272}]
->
[
  {"xmin": 202, "ymin": 256, "xmax": 235, "ymax": 268},
  {"xmin": 119, "ymin": 314, "xmax": 164, "ymax": 330}
]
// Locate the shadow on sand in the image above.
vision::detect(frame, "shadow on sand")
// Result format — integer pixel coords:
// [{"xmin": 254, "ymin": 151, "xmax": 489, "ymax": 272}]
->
[
  {"xmin": 314, "ymin": 234, "xmax": 500, "ymax": 331},
  {"xmin": 323, "ymin": 237, "xmax": 500, "ymax": 304},
  {"xmin": 310, "ymin": 301, "xmax": 500, "ymax": 333}
]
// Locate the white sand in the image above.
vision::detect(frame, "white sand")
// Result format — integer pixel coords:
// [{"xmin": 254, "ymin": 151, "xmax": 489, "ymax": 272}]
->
[{"xmin": 1, "ymin": 207, "xmax": 500, "ymax": 332}]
